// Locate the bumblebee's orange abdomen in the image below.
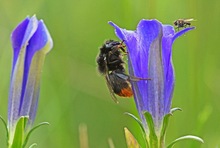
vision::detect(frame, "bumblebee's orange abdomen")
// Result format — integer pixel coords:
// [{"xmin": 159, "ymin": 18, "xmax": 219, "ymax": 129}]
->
[{"xmin": 117, "ymin": 87, "xmax": 133, "ymax": 97}]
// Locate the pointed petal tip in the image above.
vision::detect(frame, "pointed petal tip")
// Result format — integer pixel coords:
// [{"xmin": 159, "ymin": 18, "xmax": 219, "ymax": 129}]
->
[
  {"xmin": 108, "ymin": 21, "xmax": 112, "ymax": 24},
  {"xmin": 43, "ymin": 21, "xmax": 53, "ymax": 50},
  {"xmin": 178, "ymin": 26, "xmax": 195, "ymax": 32},
  {"xmin": 40, "ymin": 20, "xmax": 53, "ymax": 52},
  {"xmin": 34, "ymin": 20, "xmax": 53, "ymax": 53},
  {"xmin": 29, "ymin": 15, "xmax": 37, "ymax": 21},
  {"xmin": 173, "ymin": 26, "xmax": 195, "ymax": 41},
  {"xmin": 32, "ymin": 14, "xmax": 36, "ymax": 18},
  {"xmin": 108, "ymin": 21, "xmax": 118, "ymax": 28}
]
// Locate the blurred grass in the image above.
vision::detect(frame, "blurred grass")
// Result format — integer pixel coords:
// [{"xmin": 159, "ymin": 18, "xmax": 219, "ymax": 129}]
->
[{"xmin": 0, "ymin": 0, "xmax": 219, "ymax": 147}]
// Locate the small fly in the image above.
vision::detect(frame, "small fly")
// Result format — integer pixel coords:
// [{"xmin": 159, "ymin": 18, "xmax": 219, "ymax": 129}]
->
[{"xmin": 174, "ymin": 18, "xmax": 194, "ymax": 31}]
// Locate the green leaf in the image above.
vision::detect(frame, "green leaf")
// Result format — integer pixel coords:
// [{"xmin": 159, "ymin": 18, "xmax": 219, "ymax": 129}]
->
[
  {"xmin": 11, "ymin": 116, "xmax": 29, "ymax": 148},
  {"xmin": 23, "ymin": 122, "xmax": 49, "ymax": 148},
  {"xmin": 170, "ymin": 108, "xmax": 182, "ymax": 115},
  {"xmin": 160, "ymin": 107, "xmax": 182, "ymax": 147},
  {"xmin": 124, "ymin": 112, "xmax": 148, "ymax": 147},
  {"xmin": 143, "ymin": 112, "xmax": 158, "ymax": 147},
  {"xmin": 29, "ymin": 143, "xmax": 37, "ymax": 148},
  {"xmin": 124, "ymin": 112, "xmax": 146, "ymax": 135},
  {"xmin": 0, "ymin": 115, "xmax": 9, "ymax": 142},
  {"xmin": 166, "ymin": 135, "xmax": 204, "ymax": 148},
  {"xmin": 124, "ymin": 127, "xmax": 141, "ymax": 148},
  {"xmin": 159, "ymin": 113, "xmax": 171, "ymax": 147}
]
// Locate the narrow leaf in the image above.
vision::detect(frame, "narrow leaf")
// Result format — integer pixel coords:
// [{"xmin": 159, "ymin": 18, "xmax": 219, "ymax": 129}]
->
[
  {"xmin": 167, "ymin": 135, "xmax": 204, "ymax": 148},
  {"xmin": 143, "ymin": 112, "xmax": 158, "ymax": 147},
  {"xmin": 170, "ymin": 107, "xmax": 182, "ymax": 115},
  {"xmin": 29, "ymin": 143, "xmax": 37, "ymax": 148},
  {"xmin": 124, "ymin": 112, "xmax": 146, "ymax": 135},
  {"xmin": 124, "ymin": 127, "xmax": 141, "ymax": 148},
  {"xmin": 124, "ymin": 112, "xmax": 148, "ymax": 147},
  {"xmin": 159, "ymin": 113, "xmax": 171, "ymax": 147},
  {"xmin": 11, "ymin": 116, "xmax": 29, "ymax": 148},
  {"xmin": 23, "ymin": 122, "xmax": 49, "ymax": 147},
  {"xmin": 160, "ymin": 108, "xmax": 182, "ymax": 147},
  {"xmin": 0, "ymin": 115, "xmax": 9, "ymax": 141}
]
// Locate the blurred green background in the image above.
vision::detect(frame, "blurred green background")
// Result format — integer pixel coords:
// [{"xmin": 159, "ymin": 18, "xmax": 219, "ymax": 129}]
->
[{"xmin": 0, "ymin": 0, "xmax": 219, "ymax": 147}]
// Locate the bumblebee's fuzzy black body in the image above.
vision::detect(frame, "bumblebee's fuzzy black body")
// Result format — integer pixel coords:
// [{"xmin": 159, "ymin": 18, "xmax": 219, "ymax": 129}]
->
[
  {"xmin": 96, "ymin": 40, "xmax": 132, "ymax": 102},
  {"xmin": 96, "ymin": 40, "xmax": 125, "ymax": 74}
]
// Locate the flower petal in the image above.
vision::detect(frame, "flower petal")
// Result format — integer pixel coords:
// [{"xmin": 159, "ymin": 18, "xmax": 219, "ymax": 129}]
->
[
  {"xmin": 147, "ymin": 25, "xmax": 164, "ymax": 130},
  {"xmin": 162, "ymin": 25, "xmax": 175, "ymax": 37},
  {"xmin": 110, "ymin": 20, "xmax": 165, "ymax": 130},
  {"xmin": 19, "ymin": 20, "xmax": 53, "ymax": 125},
  {"xmin": 11, "ymin": 16, "xmax": 38, "ymax": 73},
  {"xmin": 162, "ymin": 35, "xmax": 174, "ymax": 114},
  {"xmin": 163, "ymin": 27, "xmax": 195, "ymax": 113},
  {"xmin": 8, "ymin": 16, "xmax": 38, "ymax": 129}
]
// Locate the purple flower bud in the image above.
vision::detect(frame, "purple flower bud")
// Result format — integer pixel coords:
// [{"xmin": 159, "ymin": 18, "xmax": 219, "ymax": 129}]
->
[{"xmin": 8, "ymin": 15, "xmax": 53, "ymax": 140}]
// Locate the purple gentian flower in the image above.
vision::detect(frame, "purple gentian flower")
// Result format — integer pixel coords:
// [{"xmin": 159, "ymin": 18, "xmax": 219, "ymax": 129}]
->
[
  {"xmin": 8, "ymin": 15, "xmax": 53, "ymax": 146},
  {"xmin": 109, "ymin": 19, "xmax": 194, "ymax": 133}
]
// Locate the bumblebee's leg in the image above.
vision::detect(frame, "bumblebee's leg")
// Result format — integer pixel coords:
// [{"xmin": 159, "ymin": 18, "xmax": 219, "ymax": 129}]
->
[
  {"xmin": 108, "ymin": 57, "xmax": 124, "ymax": 65},
  {"xmin": 115, "ymin": 72, "xmax": 151, "ymax": 82},
  {"xmin": 109, "ymin": 42, "xmax": 127, "ymax": 55},
  {"xmin": 110, "ymin": 46, "xmax": 126, "ymax": 55},
  {"xmin": 120, "ymin": 40, "xmax": 125, "ymax": 45},
  {"xmin": 118, "ymin": 40, "xmax": 127, "ymax": 53},
  {"xmin": 109, "ymin": 47, "xmax": 118, "ymax": 55},
  {"xmin": 109, "ymin": 47, "xmax": 127, "ymax": 59},
  {"xmin": 107, "ymin": 51, "xmax": 124, "ymax": 65},
  {"xmin": 129, "ymin": 75, "xmax": 151, "ymax": 81}
]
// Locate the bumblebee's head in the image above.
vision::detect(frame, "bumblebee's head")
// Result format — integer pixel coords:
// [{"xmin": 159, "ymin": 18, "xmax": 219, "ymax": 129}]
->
[
  {"xmin": 104, "ymin": 40, "xmax": 120, "ymax": 49},
  {"xmin": 100, "ymin": 40, "xmax": 120, "ymax": 54}
]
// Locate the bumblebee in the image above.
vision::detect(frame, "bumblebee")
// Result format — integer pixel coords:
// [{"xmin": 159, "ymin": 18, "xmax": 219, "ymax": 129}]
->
[
  {"xmin": 174, "ymin": 18, "xmax": 194, "ymax": 30},
  {"xmin": 96, "ymin": 40, "xmax": 149, "ymax": 103}
]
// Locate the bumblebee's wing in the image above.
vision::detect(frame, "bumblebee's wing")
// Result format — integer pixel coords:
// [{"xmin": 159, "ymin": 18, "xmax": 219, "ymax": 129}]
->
[
  {"xmin": 103, "ymin": 56, "xmax": 119, "ymax": 103},
  {"xmin": 105, "ymin": 74, "xmax": 119, "ymax": 103},
  {"xmin": 115, "ymin": 72, "xmax": 129, "ymax": 80}
]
